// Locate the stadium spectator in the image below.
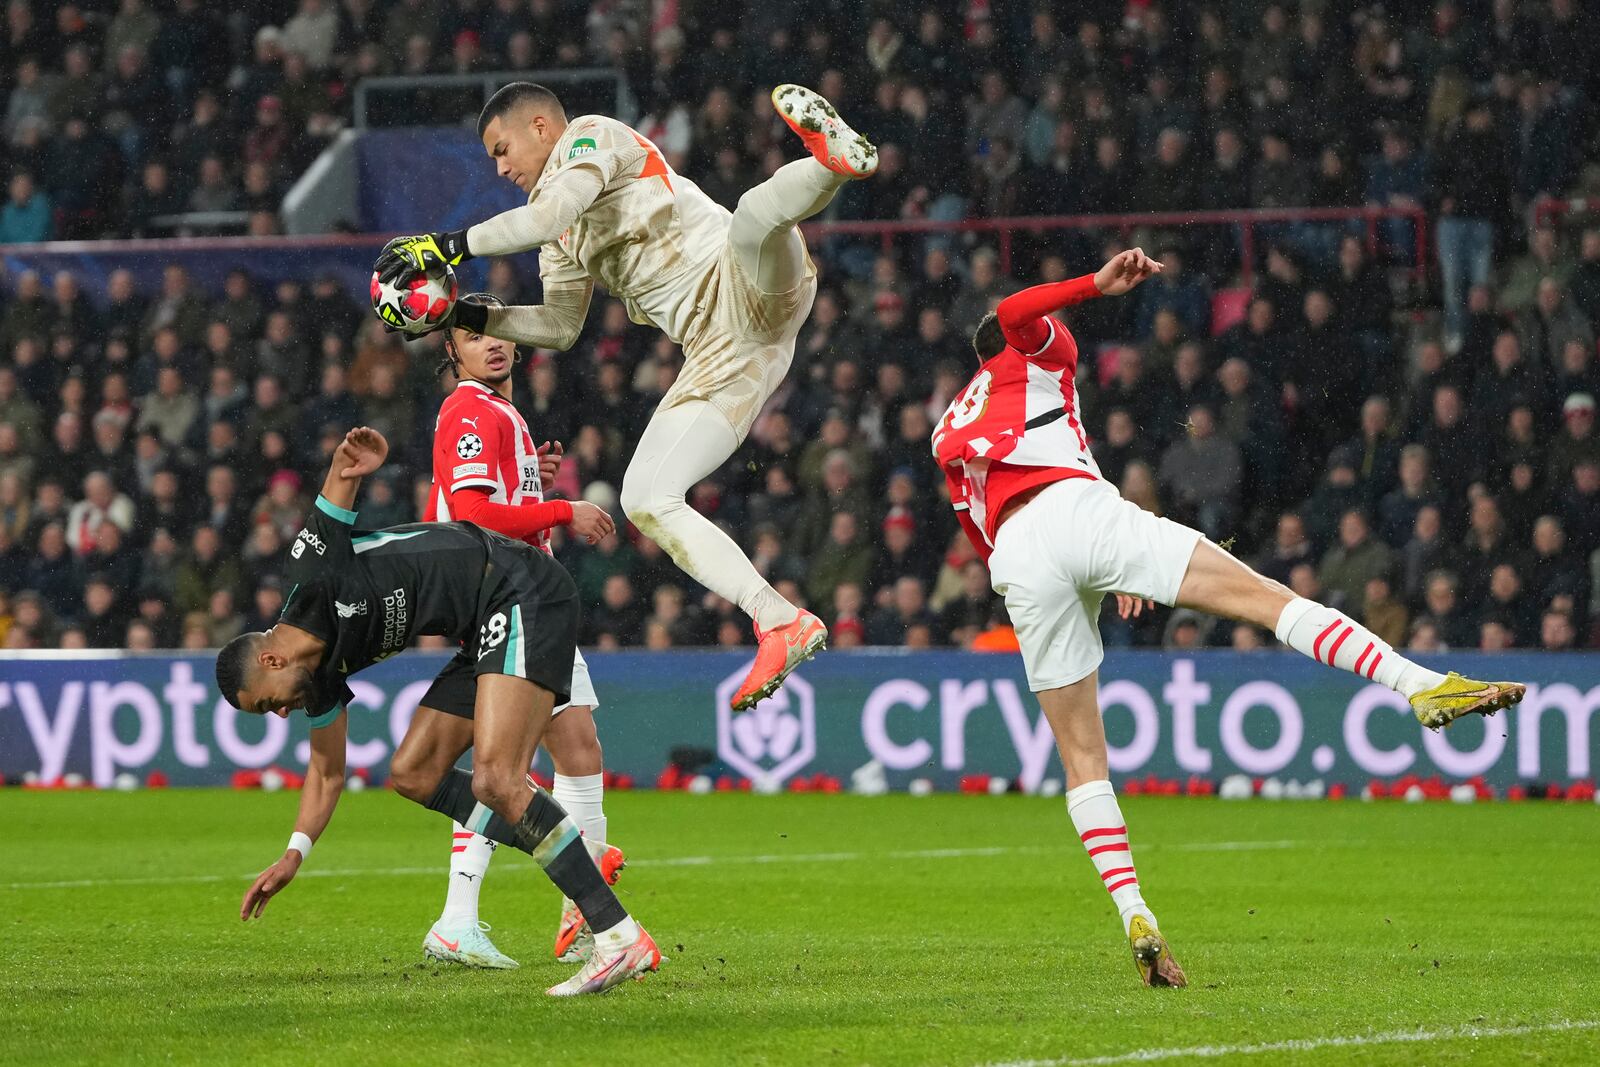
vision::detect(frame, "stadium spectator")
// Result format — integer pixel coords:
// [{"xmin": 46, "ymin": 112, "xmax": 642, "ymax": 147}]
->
[
  {"xmin": 1400, "ymin": 505, "xmax": 1453, "ymax": 607},
  {"xmin": 1361, "ymin": 576, "xmax": 1409, "ymax": 649},
  {"xmin": 1159, "ymin": 407, "xmax": 1240, "ymax": 541},
  {"xmin": 0, "ymin": 171, "xmax": 50, "ymax": 244},
  {"xmin": 865, "ymin": 576, "xmax": 937, "ymax": 647},
  {"xmin": 1319, "ymin": 509, "xmax": 1395, "ymax": 615}
]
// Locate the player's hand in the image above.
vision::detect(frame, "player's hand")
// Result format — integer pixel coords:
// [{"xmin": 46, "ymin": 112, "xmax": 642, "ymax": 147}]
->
[
  {"xmin": 241, "ymin": 851, "xmax": 302, "ymax": 920},
  {"xmin": 1094, "ymin": 248, "xmax": 1162, "ymax": 297},
  {"xmin": 373, "ymin": 230, "xmax": 471, "ymax": 284},
  {"xmin": 567, "ymin": 501, "xmax": 615, "ymax": 545},
  {"xmin": 1115, "ymin": 594, "xmax": 1156, "ymax": 620},
  {"xmin": 536, "ymin": 440, "xmax": 564, "ymax": 490},
  {"xmin": 336, "ymin": 426, "xmax": 389, "ymax": 478}
]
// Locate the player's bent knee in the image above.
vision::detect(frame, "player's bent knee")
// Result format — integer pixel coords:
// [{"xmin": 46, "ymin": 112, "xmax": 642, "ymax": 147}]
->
[
  {"xmin": 549, "ymin": 726, "xmax": 603, "ymax": 776},
  {"xmin": 618, "ymin": 471, "xmax": 658, "ymax": 524},
  {"xmin": 470, "ymin": 763, "xmax": 525, "ymax": 814},
  {"xmin": 388, "ymin": 756, "xmax": 439, "ymax": 804}
]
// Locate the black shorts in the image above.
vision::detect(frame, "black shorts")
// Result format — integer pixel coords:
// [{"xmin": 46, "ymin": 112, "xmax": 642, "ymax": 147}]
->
[{"xmin": 422, "ymin": 540, "xmax": 578, "ymax": 718}]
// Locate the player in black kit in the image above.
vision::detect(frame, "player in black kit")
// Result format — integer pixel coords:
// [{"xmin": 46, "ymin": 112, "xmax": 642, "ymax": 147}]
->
[{"xmin": 215, "ymin": 426, "xmax": 661, "ymax": 995}]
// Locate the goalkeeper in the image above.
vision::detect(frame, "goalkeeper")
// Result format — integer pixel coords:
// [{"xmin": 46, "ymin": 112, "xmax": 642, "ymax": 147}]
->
[{"xmin": 375, "ymin": 79, "xmax": 879, "ymax": 713}]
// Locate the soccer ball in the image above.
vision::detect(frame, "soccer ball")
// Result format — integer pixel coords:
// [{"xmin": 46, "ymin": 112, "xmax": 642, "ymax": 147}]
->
[{"xmin": 370, "ymin": 263, "xmax": 458, "ymax": 335}]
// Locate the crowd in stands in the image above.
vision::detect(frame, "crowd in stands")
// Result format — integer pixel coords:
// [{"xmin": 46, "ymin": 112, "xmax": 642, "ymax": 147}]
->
[{"xmin": 5, "ymin": 1, "xmax": 1600, "ymax": 654}]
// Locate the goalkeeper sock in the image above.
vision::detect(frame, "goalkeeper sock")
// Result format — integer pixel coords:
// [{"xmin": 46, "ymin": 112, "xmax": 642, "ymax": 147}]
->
[
  {"xmin": 1067, "ymin": 780, "xmax": 1153, "ymax": 936},
  {"xmin": 440, "ymin": 823, "xmax": 495, "ymax": 923},
  {"xmin": 424, "ymin": 769, "xmax": 629, "ymax": 933},
  {"xmin": 552, "ymin": 772, "xmax": 607, "ymax": 844},
  {"xmin": 1274, "ymin": 597, "xmax": 1445, "ymax": 698}
]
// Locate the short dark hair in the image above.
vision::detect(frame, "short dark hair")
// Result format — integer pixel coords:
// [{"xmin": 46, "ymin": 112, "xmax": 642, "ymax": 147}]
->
[
  {"xmin": 215, "ymin": 632, "xmax": 264, "ymax": 710},
  {"xmin": 442, "ymin": 292, "xmax": 509, "ymax": 376},
  {"xmin": 973, "ymin": 312, "xmax": 1004, "ymax": 360},
  {"xmin": 477, "ymin": 82, "xmax": 564, "ymax": 137}
]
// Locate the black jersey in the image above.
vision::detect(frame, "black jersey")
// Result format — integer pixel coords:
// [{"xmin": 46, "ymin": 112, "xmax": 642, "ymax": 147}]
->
[{"xmin": 280, "ymin": 496, "xmax": 503, "ymax": 724}]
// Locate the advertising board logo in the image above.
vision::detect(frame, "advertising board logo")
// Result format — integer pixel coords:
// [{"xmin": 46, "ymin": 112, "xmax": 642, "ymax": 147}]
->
[{"xmin": 715, "ymin": 665, "xmax": 815, "ymax": 783}]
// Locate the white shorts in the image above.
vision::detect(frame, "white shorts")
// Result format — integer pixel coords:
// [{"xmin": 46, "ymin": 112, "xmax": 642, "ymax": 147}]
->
[
  {"xmin": 987, "ymin": 477, "xmax": 1203, "ymax": 692},
  {"xmin": 553, "ymin": 648, "xmax": 598, "ymax": 716}
]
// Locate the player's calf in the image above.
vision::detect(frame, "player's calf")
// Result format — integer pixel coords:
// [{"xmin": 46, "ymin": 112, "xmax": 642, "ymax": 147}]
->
[{"xmin": 1175, "ymin": 541, "xmax": 1527, "ymax": 726}]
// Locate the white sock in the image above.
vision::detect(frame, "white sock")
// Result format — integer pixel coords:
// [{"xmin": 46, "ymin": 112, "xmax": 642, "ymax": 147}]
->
[
  {"xmin": 1274, "ymin": 597, "xmax": 1445, "ymax": 698},
  {"xmin": 552, "ymin": 773, "xmax": 607, "ymax": 844},
  {"xmin": 440, "ymin": 822, "xmax": 495, "ymax": 923},
  {"xmin": 621, "ymin": 402, "xmax": 799, "ymax": 631},
  {"xmin": 593, "ymin": 915, "xmax": 641, "ymax": 954},
  {"xmin": 1066, "ymin": 780, "xmax": 1153, "ymax": 936}
]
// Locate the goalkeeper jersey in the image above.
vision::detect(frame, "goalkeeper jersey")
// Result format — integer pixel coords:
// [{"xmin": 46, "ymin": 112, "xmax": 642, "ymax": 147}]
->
[{"xmin": 532, "ymin": 114, "xmax": 729, "ymax": 344}]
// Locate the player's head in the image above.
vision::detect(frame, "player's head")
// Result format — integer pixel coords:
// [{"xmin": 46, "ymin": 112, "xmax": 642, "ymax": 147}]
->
[
  {"xmin": 216, "ymin": 630, "xmax": 316, "ymax": 716},
  {"xmin": 442, "ymin": 292, "xmax": 520, "ymax": 383},
  {"xmin": 972, "ymin": 312, "xmax": 1005, "ymax": 361},
  {"xmin": 478, "ymin": 81, "xmax": 567, "ymax": 194}
]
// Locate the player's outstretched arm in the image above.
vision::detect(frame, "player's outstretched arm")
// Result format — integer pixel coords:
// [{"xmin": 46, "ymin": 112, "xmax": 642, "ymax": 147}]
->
[
  {"xmin": 451, "ymin": 278, "xmax": 594, "ymax": 353},
  {"xmin": 374, "ymin": 168, "xmax": 608, "ymax": 282},
  {"xmin": 318, "ymin": 426, "xmax": 388, "ymax": 513},
  {"xmin": 241, "ymin": 714, "xmax": 349, "ymax": 921},
  {"xmin": 994, "ymin": 248, "xmax": 1162, "ymax": 351}
]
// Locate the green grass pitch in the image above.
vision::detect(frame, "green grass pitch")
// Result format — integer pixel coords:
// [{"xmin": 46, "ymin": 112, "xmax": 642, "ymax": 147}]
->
[{"xmin": 3, "ymin": 789, "xmax": 1598, "ymax": 1066}]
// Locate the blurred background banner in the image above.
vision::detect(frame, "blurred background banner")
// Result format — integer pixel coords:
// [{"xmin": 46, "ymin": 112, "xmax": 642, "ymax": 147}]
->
[
  {"xmin": 356, "ymin": 129, "xmax": 526, "ymax": 234},
  {"xmin": 2, "ymin": 651, "xmax": 1594, "ymax": 789}
]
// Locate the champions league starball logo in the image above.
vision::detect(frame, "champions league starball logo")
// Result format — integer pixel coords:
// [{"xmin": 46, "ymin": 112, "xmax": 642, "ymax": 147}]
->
[{"xmin": 715, "ymin": 666, "xmax": 816, "ymax": 785}]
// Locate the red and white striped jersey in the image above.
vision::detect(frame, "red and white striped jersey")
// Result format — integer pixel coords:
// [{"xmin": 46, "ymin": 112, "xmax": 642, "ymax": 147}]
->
[
  {"xmin": 932, "ymin": 316, "xmax": 1100, "ymax": 554},
  {"xmin": 425, "ymin": 380, "xmax": 550, "ymax": 552}
]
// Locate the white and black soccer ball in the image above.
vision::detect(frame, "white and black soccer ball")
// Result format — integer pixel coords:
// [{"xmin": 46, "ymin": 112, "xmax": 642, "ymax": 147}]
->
[
  {"xmin": 370, "ymin": 263, "xmax": 458, "ymax": 335},
  {"xmin": 456, "ymin": 433, "xmax": 483, "ymax": 459}
]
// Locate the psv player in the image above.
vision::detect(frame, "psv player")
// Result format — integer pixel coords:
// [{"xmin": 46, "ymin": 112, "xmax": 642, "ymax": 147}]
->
[
  {"xmin": 933, "ymin": 248, "xmax": 1527, "ymax": 987},
  {"xmin": 422, "ymin": 292, "xmax": 621, "ymax": 969},
  {"xmin": 375, "ymin": 81, "xmax": 880, "ymax": 711}
]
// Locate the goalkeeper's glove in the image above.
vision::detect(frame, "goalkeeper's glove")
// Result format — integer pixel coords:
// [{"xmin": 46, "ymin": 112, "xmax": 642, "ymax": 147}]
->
[{"xmin": 374, "ymin": 229, "xmax": 472, "ymax": 283}]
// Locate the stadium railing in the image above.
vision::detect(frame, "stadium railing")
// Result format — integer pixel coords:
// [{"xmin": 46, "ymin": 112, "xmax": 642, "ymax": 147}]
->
[
  {"xmin": 803, "ymin": 205, "xmax": 1431, "ymax": 284},
  {"xmin": 1533, "ymin": 196, "xmax": 1598, "ymax": 229},
  {"xmin": 0, "ymin": 206, "xmax": 1429, "ymax": 306}
]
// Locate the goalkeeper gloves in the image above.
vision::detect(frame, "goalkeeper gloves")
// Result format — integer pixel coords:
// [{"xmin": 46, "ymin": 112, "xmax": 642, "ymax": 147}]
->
[{"xmin": 374, "ymin": 229, "xmax": 472, "ymax": 283}]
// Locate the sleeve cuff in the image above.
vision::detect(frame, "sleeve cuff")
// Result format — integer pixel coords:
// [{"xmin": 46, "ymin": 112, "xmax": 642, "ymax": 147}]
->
[
  {"xmin": 304, "ymin": 704, "xmax": 344, "ymax": 729},
  {"xmin": 1021, "ymin": 318, "xmax": 1058, "ymax": 358},
  {"xmin": 315, "ymin": 495, "xmax": 357, "ymax": 525}
]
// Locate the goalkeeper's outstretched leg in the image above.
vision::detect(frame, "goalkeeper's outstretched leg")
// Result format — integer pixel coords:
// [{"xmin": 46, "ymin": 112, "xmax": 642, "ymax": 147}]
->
[
  {"xmin": 726, "ymin": 85, "xmax": 878, "ymax": 294},
  {"xmin": 621, "ymin": 83, "xmax": 876, "ymax": 712}
]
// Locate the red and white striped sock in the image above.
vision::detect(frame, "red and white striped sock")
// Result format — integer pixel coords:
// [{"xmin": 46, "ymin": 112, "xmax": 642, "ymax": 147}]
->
[
  {"xmin": 440, "ymin": 821, "xmax": 496, "ymax": 923},
  {"xmin": 1274, "ymin": 597, "xmax": 1445, "ymax": 698},
  {"xmin": 1066, "ymin": 779, "xmax": 1153, "ymax": 935}
]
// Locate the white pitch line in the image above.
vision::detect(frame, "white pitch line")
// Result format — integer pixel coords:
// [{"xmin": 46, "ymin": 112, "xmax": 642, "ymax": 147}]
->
[
  {"xmin": 0, "ymin": 839, "xmax": 1307, "ymax": 892},
  {"xmin": 978, "ymin": 1019, "xmax": 1600, "ymax": 1067}
]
